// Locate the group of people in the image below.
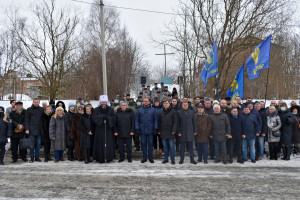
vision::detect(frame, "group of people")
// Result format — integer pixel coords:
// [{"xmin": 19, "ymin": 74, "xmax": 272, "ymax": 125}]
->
[{"xmin": 0, "ymin": 87, "xmax": 299, "ymax": 166}]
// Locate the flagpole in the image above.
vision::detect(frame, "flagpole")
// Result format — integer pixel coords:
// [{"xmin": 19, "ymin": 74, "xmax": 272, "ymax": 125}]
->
[
  {"xmin": 217, "ymin": 75, "xmax": 219, "ymax": 101},
  {"xmin": 264, "ymin": 68, "xmax": 270, "ymax": 104}
]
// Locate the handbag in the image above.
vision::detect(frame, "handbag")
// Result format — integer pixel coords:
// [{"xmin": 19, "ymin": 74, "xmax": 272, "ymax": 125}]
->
[
  {"xmin": 19, "ymin": 136, "xmax": 35, "ymax": 150},
  {"xmin": 272, "ymin": 130, "xmax": 281, "ymax": 137}
]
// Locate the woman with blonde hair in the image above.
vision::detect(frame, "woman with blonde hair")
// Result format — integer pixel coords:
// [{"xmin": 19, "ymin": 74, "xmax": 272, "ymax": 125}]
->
[
  {"xmin": 266, "ymin": 106, "xmax": 282, "ymax": 160},
  {"xmin": 49, "ymin": 107, "xmax": 66, "ymax": 163}
]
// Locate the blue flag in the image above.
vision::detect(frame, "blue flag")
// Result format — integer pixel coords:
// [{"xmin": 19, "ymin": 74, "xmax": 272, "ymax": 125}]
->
[
  {"xmin": 226, "ymin": 64, "xmax": 244, "ymax": 100},
  {"xmin": 246, "ymin": 35, "xmax": 272, "ymax": 80},
  {"xmin": 200, "ymin": 41, "xmax": 218, "ymax": 87}
]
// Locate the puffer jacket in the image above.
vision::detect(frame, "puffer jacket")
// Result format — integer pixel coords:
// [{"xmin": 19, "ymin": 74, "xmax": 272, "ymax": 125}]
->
[
  {"xmin": 135, "ymin": 106, "xmax": 158, "ymax": 135},
  {"xmin": 158, "ymin": 107, "xmax": 178, "ymax": 139},
  {"xmin": 266, "ymin": 109, "xmax": 282, "ymax": 143}
]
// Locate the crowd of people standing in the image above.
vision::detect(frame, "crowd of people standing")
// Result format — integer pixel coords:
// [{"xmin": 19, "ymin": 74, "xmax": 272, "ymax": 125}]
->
[{"xmin": 0, "ymin": 83, "xmax": 299, "ymax": 166}]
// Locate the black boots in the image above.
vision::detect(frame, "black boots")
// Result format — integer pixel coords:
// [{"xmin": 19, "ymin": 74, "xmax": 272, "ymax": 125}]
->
[
  {"xmin": 35, "ymin": 157, "xmax": 42, "ymax": 162},
  {"xmin": 68, "ymin": 148, "xmax": 75, "ymax": 161},
  {"xmin": 29, "ymin": 157, "xmax": 34, "ymax": 163},
  {"xmin": 281, "ymin": 147, "xmax": 287, "ymax": 160},
  {"xmin": 282, "ymin": 146, "xmax": 291, "ymax": 161},
  {"xmin": 44, "ymin": 154, "xmax": 49, "ymax": 162},
  {"xmin": 84, "ymin": 149, "xmax": 92, "ymax": 164}
]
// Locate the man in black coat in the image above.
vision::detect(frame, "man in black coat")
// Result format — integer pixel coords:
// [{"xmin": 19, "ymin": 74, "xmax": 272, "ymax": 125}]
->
[
  {"xmin": 9, "ymin": 102, "xmax": 27, "ymax": 163},
  {"xmin": 114, "ymin": 102, "xmax": 135, "ymax": 163},
  {"xmin": 204, "ymin": 99, "xmax": 214, "ymax": 160},
  {"xmin": 177, "ymin": 102, "xmax": 198, "ymax": 164},
  {"xmin": 254, "ymin": 102, "xmax": 267, "ymax": 160},
  {"xmin": 158, "ymin": 99, "xmax": 178, "ymax": 165},
  {"xmin": 25, "ymin": 98, "xmax": 44, "ymax": 163}
]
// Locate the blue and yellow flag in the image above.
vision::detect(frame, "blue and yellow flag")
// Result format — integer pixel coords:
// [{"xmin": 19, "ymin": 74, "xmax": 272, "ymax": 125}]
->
[
  {"xmin": 246, "ymin": 35, "xmax": 272, "ymax": 80},
  {"xmin": 226, "ymin": 64, "xmax": 244, "ymax": 100},
  {"xmin": 200, "ymin": 41, "xmax": 218, "ymax": 87}
]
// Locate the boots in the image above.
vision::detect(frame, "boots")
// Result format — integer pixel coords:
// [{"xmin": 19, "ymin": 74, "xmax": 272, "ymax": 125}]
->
[
  {"xmin": 68, "ymin": 149, "xmax": 74, "ymax": 161},
  {"xmin": 29, "ymin": 157, "xmax": 34, "ymax": 163},
  {"xmin": 285, "ymin": 146, "xmax": 291, "ymax": 160},
  {"xmin": 44, "ymin": 154, "xmax": 49, "ymax": 162},
  {"xmin": 87, "ymin": 149, "xmax": 92, "ymax": 162},
  {"xmin": 48, "ymin": 154, "xmax": 53, "ymax": 161},
  {"xmin": 84, "ymin": 149, "xmax": 89, "ymax": 164},
  {"xmin": 281, "ymin": 146, "xmax": 287, "ymax": 160}
]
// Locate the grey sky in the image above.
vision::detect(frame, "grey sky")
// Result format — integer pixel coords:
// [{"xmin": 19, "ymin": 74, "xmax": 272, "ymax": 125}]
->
[{"xmin": 0, "ymin": 0, "xmax": 180, "ymax": 69}]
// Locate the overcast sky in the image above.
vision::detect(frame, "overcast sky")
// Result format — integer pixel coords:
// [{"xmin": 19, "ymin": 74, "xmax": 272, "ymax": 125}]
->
[
  {"xmin": 1, "ymin": 0, "xmax": 299, "ymax": 70},
  {"xmin": 0, "ymin": 0, "xmax": 180, "ymax": 69}
]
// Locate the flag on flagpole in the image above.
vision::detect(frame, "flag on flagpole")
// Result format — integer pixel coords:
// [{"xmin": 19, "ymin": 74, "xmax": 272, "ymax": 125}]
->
[
  {"xmin": 246, "ymin": 35, "xmax": 272, "ymax": 80},
  {"xmin": 226, "ymin": 64, "xmax": 244, "ymax": 100},
  {"xmin": 200, "ymin": 41, "xmax": 218, "ymax": 87}
]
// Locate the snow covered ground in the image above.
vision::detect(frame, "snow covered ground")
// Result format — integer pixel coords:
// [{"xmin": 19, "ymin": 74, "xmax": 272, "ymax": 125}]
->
[{"xmin": 1, "ymin": 150, "xmax": 300, "ymax": 199}]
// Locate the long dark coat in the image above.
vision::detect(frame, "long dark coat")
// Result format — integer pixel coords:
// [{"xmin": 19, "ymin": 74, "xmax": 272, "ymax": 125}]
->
[
  {"xmin": 158, "ymin": 107, "xmax": 178, "ymax": 140},
  {"xmin": 292, "ymin": 115, "xmax": 300, "ymax": 144},
  {"xmin": 0, "ymin": 116, "xmax": 12, "ymax": 144},
  {"xmin": 80, "ymin": 113, "xmax": 93, "ymax": 149},
  {"xmin": 49, "ymin": 115, "xmax": 67, "ymax": 151},
  {"xmin": 25, "ymin": 105, "xmax": 44, "ymax": 136},
  {"xmin": 195, "ymin": 113, "xmax": 212, "ymax": 143},
  {"xmin": 40, "ymin": 112, "xmax": 53, "ymax": 143},
  {"xmin": 278, "ymin": 110, "xmax": 295, "ymax": 146},
  {"xmin": 115, "ymin": 108, "xmax": 135, "ymax": 138},
  {"xmin": 65, "ymin": 111, "xmax": 75, "ymax": 148},
  {"xmin": 91, "ymin": 106, "xmax": 115, "ymax": 163},
  {"xmin": 71, "ymin": 113, "xmax": 84, "ymax": 160},
  {"xmin": 9, "ymin": 109, "xmax": 26, "ymax": 139},
  {"xmin": 177, "ymin": 109, "xmax": 197, "ymax": 143}
]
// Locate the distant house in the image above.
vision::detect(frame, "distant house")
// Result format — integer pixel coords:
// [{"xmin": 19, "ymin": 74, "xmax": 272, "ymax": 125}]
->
[{"xmin": 0, "ymin": 71, "xmax": 47, "ymax": 100}]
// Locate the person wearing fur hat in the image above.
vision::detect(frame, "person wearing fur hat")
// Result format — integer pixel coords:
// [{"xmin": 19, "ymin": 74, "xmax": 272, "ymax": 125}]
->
[
  {"xmin": 71, "ymin": 105, "xmax": 84, "ymax": 161},
  {"xmin": 41, "ymin": 106, "xmax": 54, "ymax": 162},
  {"xmin": 114, "ymin": 102, "xmax": 135, "ymax": 163},
  {"xmin": 0, "ymin": 107, "xmax": 12, "ymax": 165},
  {"xmin": 49, "ymin": 107, "xmax": 67, "ymax": 163},
  {"xmin": 9, "ymin": 102, "xmax": 27, "ymax": 163},
  {"xmin": 92, "ymin": 95, "xmax": 115, "ymax": 163},
  {"xmin": 65, "ymin": 102, "xmax": 76, "ymax": 161}
]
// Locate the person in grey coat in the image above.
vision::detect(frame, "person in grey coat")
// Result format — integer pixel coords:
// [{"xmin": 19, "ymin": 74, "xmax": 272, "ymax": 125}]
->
[
  {"xmin": 177, "ymin": 102, "xmax": 198, "ymax": 164},
  {"xmin": 210, "ymin": 104, "xmax": 231, "ymax": 164},
  {"xmin": 49, "ymin": 107, "xmax": 67, "ymax": 163},
  {"xmin": 266, "ymin": 106, "xmax": 282, "ymax": 160}
]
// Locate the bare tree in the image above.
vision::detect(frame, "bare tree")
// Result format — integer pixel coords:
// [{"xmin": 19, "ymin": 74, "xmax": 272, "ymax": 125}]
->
[
  {"xmin": 10, "ymin": 0, "xmax": 80, "ymax": 99},
  {"xmin": 157, "ymin": 0, "xmax": 295, "ymax": 98}
]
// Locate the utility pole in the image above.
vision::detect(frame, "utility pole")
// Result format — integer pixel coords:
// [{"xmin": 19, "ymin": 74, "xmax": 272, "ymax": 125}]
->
[
  {"xmin": 100, "ymin": 0, "xmax": 108, "ymax": 95},
  {"xmin": 155, "ymin": 44, "xmax": 174, "ymax": 77}
]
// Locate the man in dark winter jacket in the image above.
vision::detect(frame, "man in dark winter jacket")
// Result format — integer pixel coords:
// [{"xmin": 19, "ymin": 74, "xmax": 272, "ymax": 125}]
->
[
  {"xmin": 177, "ymin": 102, "xmax": 198, "ymax": 164},
  {"xmin": 228, "ymin": 108, "xmax": 244, "ymax": 163},
  {"xmin": 0, "ymin": 107, "xmax": 12, "ymax": 165},
  {"xmin": 9, "ymin": 102, "xmax": 28, "ymax": 163},
  {"xmin": 204, "ymin": 99, "xmax": 214, "ymax": 160},
  {"xmin": 254, "ymin": 102, "xmax": 267, "ymax": 160},
  {"xmin": 135, "ymin": 98, "xmax": 158, "ymax": 163},
  {"xmin": 114, "ymin": 102, "xmax": 135, "ymax": 163},
  {"xmin": 158, "ymin": 99, "xmax": 178, "ymax": 164},
  {"xmin": 25, "ymin": 98, "xmax": 44, "ymax": 163},
  {"xmin": 210, "ymin": 105, "xmax": 231, "ymax": 164},
  {"xmin": 241, "ymin": 107, "xmax": 260, "ymax": 163}
]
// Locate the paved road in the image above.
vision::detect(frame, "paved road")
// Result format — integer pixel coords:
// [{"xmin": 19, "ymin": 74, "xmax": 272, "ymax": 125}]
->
[{"xmin": 1, "ymin": 157, "xmax": 300, "ymax": 199}]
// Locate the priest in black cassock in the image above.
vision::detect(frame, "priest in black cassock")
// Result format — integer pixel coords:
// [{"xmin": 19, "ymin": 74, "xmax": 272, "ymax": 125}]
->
[{"xmin": 92, "ymin": 95, "xmax": 115, "ymax": 163}]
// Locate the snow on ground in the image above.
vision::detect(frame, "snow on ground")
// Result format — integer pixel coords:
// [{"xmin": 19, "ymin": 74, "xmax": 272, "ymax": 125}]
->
[{"xmin": 1, "ymin": 150, "xmax": 300, "ymax": 199}]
